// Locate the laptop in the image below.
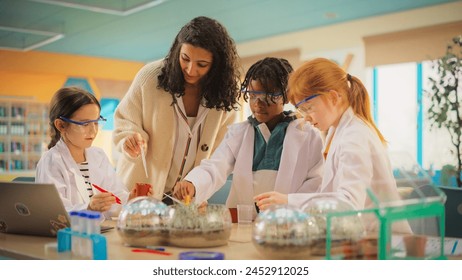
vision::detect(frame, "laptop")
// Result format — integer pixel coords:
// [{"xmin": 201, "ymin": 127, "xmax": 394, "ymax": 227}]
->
[{"xmin": 0, "ymin": 181, "xmax": 71, "ymax": 237}]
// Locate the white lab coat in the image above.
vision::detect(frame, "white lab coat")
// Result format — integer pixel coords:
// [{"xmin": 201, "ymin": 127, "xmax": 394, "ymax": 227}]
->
[
  {"xmin": 289, "ymin": 108, "xmax": 405, "ymax": 217},
  {"xmin": 36, "ymin": 139, "xmax": 129, "ymax": 218},
  {"xmin": 186, "ymin": 118, "xmax": 324, "ymax": 208}
]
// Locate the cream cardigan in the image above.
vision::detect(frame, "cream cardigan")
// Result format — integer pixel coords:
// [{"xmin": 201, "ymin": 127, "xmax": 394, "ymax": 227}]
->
[{"xmin": 113, "ymin": 60, "xmax": 237, "ymax": 200}]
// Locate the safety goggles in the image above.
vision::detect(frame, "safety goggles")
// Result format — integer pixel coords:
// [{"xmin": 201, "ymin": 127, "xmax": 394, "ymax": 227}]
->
[
  {"xmin": 294, "ymin": 94, "xmax": 321, "ymax": 117},
  {"xmin": 243, "ymin": 90, "xmax": 283, "ymax": 104},
  {"xmin": 59, "ymin": 116, "xmax": 106, "ymax": 133},
  {"xmin": 295, "ymin": 93, "xmax": 321, "ymax": 117}
]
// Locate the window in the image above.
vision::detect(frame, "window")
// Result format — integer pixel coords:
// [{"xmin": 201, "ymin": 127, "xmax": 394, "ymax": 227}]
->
[{"xmin": 368, "ymin": 60, "xmax": 456, "ymax": 176}]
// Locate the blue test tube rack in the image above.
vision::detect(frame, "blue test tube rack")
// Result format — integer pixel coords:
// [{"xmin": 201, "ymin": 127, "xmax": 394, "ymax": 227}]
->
[{"xmin": 57, "ymin": 227, "xmax": 107, "ymax": 260}]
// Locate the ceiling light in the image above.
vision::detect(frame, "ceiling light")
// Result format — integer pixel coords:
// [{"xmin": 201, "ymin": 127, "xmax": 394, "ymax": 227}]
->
[
  {"xmin": 0, "ymin": 26, "xmax": 64, "ymax": 51},
  {"xmin": 30, "ymin": 0, "xmax": 168, "ymax": 16}
]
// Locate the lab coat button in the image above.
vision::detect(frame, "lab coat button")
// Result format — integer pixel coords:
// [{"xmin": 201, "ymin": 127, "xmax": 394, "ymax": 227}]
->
[{"xmin": 201, "ymin": 144, "xmax": 209, "ymax": 152}]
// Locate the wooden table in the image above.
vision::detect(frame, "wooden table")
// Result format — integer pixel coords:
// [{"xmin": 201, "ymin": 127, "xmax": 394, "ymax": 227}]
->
[
  {"xmin": 0, "ymin": 222, "xmax": 264, "ymax": 260},
  {"xmin": 1, "ymin": 221, "xmax": 461, "ymax": 260}
]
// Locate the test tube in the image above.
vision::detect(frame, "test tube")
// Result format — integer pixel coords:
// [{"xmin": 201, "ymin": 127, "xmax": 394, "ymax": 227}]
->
[
  {"xmin": 86, "ymin": 211, "xmax": 101, "ymax": 235},
  {"xmin": 69, "ymin": 211, "xmax": 80, "ymax": 257},
  {"xmin": 86, "ymin": 211, "xmax": 101, "ymax": 260},
  {"xmin": 78, "ymin": 211, "xmax": 89, "ymax": 259}
]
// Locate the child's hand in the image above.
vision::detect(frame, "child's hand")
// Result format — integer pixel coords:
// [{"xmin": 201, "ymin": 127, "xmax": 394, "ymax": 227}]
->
[
  {"xmin": 254, "ymin": 191, "xmax": 288, "ymax": 211},
  {"xmin": 88, "ymin": 192, "xmax": 116, "ymax": 212},
  {"xmin": 123, "ymin": 133, "xmax": 145, "ymax": 158},
  {"xmin": 172, "ymin": 180, "xmax": 195, "ymax": 200},
  {"xmin": 197, "ymin": 201, "xmax": 208, "ymax": 214}
]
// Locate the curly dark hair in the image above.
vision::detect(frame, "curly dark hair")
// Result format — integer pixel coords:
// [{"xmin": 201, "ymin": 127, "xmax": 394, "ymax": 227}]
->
[
  {"xmin": 240, "ymin": 57, "xmax": 293, "ymax": 104},
  {"xmin": 157, "ymin": 16, "xmax": 241, "ymax": 111}
]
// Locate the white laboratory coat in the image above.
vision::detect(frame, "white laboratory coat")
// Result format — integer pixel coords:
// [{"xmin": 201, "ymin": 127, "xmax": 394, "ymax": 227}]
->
[
  {"xmin": 289, "ymin": 108, "xmax": 402, "ymax": 211},
  {"xmin": 186, "ymin": 118, "xmax": 324, "ymax": 207},
  {"xmin": 36, "ymin": 139, "xmax": 129, "ymax": 218}
]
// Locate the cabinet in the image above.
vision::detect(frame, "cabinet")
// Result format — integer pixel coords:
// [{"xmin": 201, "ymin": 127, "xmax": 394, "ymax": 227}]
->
[{"xmin": 0, "ymin": 98, "xmax": 48, "ymax": 173}]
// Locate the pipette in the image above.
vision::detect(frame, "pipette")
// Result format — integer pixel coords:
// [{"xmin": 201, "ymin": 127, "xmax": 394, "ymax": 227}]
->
[{"xmin": 140, "ymin": 145, "xmax": 148, "ymax": 178}]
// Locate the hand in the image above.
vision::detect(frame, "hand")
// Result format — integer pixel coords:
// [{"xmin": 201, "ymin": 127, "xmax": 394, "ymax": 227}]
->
[
  {"xmin": 254, "ymin": 191, "xmax": 288, "ymax": 211},
  {"xmin": 172, "ymin": 180, "xmax": 195, "ymax": 200},
  {"xmin": 197, "ymin": 201, "xmax": 208, "ymax": 214},
  {"xmin": 88, "ymin": 192, "xmax": 116, "ymax": 212},
  {"xmin": 123, "ymin": 133, "xmax": 146, "ymax": 158}
]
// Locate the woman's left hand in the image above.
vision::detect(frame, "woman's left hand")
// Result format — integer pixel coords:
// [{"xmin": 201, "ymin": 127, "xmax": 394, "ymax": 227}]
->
[{"xmin": 253, "ymin": 191, "xmax": 288, "ymax": 211}]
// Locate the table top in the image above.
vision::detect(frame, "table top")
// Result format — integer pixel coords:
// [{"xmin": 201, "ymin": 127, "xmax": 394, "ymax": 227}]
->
[
  {"xmin": 1, "ymin": 220, "xmax": 461, "ymax": 260},
  {"xmin": 0, "ymin": 221, "xmax": 266, "ymax": 260}
]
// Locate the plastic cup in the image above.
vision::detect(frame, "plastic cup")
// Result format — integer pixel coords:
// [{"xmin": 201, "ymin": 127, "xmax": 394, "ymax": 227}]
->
[
  {"xmin": 229, "ymin": 208, "xmax": 238, "ymax": 223},
  {"xmin": 135, "ymin": 183, "xmax": 151, "ymax": 197},
  {"xmin": 237, "ymin": 204, "xmax": 253, "ymax": 224},
  {"xmin": 404, "ymin": 235, "xmax": 427, "ymax": 257}
]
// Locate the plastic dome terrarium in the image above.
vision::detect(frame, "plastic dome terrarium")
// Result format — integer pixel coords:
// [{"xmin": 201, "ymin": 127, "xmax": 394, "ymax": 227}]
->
[
  {"xmin": 301, "ymin": 195, "xmax": 366, "ymax": 256},
  {"xmin": 167, "ymin": 204, "xmax": 232, "ymax": 248},
  {"xmin": 252, "ymin": 205, "xmax": 320, "ymax": 259},
  {"xmin": 117, "ymin": 196, "xmax": 170, "ymax": 247}
]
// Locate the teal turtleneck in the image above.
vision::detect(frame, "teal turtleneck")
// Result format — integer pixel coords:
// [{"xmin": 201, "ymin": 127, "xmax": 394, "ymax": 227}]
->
[{"xmin": 248, "ymin": 111, "xmax": 296, "ymax": 171}]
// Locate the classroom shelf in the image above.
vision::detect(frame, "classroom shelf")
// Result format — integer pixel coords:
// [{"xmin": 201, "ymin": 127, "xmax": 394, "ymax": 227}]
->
[{"xmin": 0, "ymin": 98, "xmax": 48, "ymax": 173}]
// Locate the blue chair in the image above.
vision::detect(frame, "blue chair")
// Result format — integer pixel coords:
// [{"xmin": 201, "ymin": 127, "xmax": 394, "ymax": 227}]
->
[{"xmin": 12, "ymin": 176, "xmax": 35, "ymax": 182}]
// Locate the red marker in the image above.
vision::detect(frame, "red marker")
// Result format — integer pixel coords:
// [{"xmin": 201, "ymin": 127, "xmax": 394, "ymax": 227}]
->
[
  {"xmin": 131, "ymin": 249, "xmax": 172, "ymax": 256},
  {"xmin": 92, "ymin": 183, "xmax": 122, "ymax": 204}
]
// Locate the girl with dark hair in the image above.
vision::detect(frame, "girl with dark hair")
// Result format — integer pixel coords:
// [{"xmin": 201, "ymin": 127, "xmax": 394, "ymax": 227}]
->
[
  {"xmin": 173, "ymin": 57, "xmax": 323, "ymax": 217},
  {"xmin": 113, "ymin": 16, "xmax": 241, "ymax": 204},
  {"xmin": 36, "ymin": 87, "xmax": 145, "ymax": 217}
]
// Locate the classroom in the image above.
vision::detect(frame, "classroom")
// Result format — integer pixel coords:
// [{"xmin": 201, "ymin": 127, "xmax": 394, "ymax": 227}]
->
[{"xmin": 0, "ymin": 0, "xmax": 461, "ymax": 272}]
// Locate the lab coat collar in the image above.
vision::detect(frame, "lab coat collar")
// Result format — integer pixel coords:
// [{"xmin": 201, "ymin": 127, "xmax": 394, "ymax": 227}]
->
[{"xmin": 247, "ymin": 110, "xmax": 296, "ymax": 127}]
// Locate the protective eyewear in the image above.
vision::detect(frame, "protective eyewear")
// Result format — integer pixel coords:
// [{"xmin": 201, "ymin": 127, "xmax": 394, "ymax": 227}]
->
[
  {"xmin": 244, "ymin": 90, "xmax": 283, "ymax": 103},
  {"xmin": 294, "ymin": 94, "xmax": 321, "ymax": 117},
  {"xmin": 59, "ymin": 116, "xmax": 106, "ymax": 132}
]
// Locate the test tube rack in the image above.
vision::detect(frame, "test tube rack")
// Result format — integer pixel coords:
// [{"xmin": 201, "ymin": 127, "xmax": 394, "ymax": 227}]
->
[{"xmin": 57, "ymin": 227, "xmax": 107, "ymax": 260}]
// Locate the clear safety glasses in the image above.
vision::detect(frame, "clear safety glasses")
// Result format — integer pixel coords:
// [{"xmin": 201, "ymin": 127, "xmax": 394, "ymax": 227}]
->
[
  {"xmin": 243, "ymin": 90, "xmax": 283, "ymax": 104},
  {"xmin": 59, "ymin": 116, "xmax": 106, "ymax": 133},
  {"xmin": 294, "ymin": 94, "xmax": 321, "ymax": 117}
]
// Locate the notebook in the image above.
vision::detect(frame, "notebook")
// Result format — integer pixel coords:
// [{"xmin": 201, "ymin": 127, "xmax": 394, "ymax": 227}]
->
[{"xmin": 0, "ymin": 181, "xmax": 71, "ymax": 237}]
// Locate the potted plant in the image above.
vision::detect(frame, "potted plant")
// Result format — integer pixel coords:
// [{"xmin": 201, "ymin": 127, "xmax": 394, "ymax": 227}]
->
[{"xmin": 426, "ymin": 35, "xmax": 462, "ymax": 188}]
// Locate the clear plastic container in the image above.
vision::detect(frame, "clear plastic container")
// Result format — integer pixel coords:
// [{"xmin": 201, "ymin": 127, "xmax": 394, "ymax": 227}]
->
[
  {"xmin": 301, "ymin": 195, "xmax": 366, "ymax": 257},
  {"xmin": 252, "ymin": 204, "xmax": 319, "ymax": 259},
  {"xmin": 117, "ymin": 196, "xmax": 170, "ymax": 247},
  {"xmin": 167, "ymin": 204, "xmax": 232, "ymax": 248}
]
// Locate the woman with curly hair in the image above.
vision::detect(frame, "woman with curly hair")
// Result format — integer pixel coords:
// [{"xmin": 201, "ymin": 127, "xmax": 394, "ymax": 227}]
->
[{"xmin": 113, "ymin": 16, "xmax": 241, "ymax": 204}]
